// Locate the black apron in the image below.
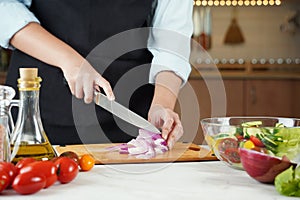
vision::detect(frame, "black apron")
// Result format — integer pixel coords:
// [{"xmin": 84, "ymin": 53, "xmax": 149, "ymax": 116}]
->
[{"xmin": 6, "ymin": 0, "xmax": 155, "ymax": 145}]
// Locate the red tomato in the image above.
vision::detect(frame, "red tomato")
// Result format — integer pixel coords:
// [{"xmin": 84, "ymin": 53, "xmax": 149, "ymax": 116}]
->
[
  {"xmin": 20, "ymin": 161, "xmax": 57, "ymax": 188},
  {"xmin": 218, "ymin": 138, "xmax": 238, "ymax": 153},
  {"xmin": 250, "ymin": 135, "xmax": 265, "ymax": 147},
  {"xmin": 224, "ymin": 148, "xmax": 241, "ymax": 163},
  {"xmin": 60, "ymin": 151, "xmax": 79, "ymax": 164},
  {"xmin": 0, "ymin": 170, "xmax": 10, "ymax": 193},
  {"xmin": 12, "ymin": 173, "xmax": 46, "ymax": 195},
  {"xmin": 15, "ymin": 158, "xmax": 37, "ymax": 174},
  {"xmin": 54, "ymin": 157, "xmax": 79, "ymax": 184},
  {"xmin": 0, "ymin": 162, "xmax": 17, "ymax": 186}
]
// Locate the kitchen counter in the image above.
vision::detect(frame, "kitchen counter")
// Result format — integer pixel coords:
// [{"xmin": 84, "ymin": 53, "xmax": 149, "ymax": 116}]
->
[{"xmin": 2, "ymin": 161, "xmax": 298, "ymax": 200}]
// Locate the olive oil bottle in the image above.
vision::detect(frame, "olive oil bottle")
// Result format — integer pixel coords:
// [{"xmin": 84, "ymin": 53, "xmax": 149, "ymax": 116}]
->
[{"xmin": 10, "ymin": 68, "xmax": 56, "ymax": 164}]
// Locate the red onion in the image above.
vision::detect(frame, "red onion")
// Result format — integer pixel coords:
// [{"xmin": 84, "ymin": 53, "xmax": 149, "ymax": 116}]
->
[{"xmin": 106, "ymin": 129, "xmax": 168, "ymax": 159}]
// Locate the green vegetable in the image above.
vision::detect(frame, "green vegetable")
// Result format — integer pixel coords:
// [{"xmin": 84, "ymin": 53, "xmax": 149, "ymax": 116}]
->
[
  {"xmin": 275, "ymin": 128, "xmax": 300, "ymax": 160},
  {"xmin": 275, "ymin": 165, "xmax": 300, "ymax": 197},
  {"xmin": 241, "ymin": 121, "xmax": 262, "ymax": 127}
]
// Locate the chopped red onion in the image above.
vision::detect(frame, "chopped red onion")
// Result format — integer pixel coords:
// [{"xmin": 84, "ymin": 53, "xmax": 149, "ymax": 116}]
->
[{"xmin": 106, "ymin": 129, "xmax": 169, "ymax": 159}]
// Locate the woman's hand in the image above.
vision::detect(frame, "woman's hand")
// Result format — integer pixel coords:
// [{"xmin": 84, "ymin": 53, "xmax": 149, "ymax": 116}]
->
[
  {"xmin": 148, "ymin": 104, "xmax": 183, "ymax": 149},
  {"xmin": 61, "ymin": 58, "xmax": 115, "ymax": 104}
]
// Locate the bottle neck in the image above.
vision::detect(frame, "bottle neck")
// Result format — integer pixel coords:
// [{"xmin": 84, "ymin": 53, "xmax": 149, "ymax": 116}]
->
[{"xmin": 18, "ymin": 90, "xmax": 40, "ymax": 118}]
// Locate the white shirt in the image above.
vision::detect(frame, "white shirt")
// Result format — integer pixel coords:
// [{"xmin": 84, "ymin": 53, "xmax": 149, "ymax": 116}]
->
[{"xmin": 0, "ymin": 0, "xmax": 193, "ymax": 84}]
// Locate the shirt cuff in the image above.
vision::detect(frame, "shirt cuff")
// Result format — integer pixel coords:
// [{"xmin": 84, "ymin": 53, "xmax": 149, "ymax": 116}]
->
[
  {"xmin": 149, "ymin": 50, "xmax": 191, "ymax": 86},
  {"xmin": 0, "ymin": 1, "xmax": 40, "ymax": 49}
]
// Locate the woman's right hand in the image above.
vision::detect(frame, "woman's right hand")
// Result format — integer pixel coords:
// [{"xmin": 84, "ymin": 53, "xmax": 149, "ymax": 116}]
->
[{"xmin": 61, "ymin": 57, "xmax": 115, "ymax": 104}]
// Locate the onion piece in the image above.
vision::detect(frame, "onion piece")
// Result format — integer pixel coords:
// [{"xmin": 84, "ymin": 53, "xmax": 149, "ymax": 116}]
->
[{"xmin": 107, "ymin": 129, "xmax": 169, "ymax": 159}]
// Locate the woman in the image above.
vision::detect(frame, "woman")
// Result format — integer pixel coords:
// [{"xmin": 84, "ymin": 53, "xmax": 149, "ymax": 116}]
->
[{"xmin": 0, "ymin": 0, "xmax": 193, "ymax": 148}]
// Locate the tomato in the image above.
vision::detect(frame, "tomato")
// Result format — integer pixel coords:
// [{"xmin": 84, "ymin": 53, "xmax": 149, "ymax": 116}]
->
[
  {"xmin": 54, "ymin": 157, "xmax": 78, "ymax": 184},
  {"xmin": 224, "ymin": 148, "xmax": 241, "ymax": 163},
  {"xmin": 79, "ymin": 154, "xmax": 95, "ymax": 171},
  {"xmin": 15, "ymin": 158, "xmax": 37, "ymax": 174},
  {"xmin": 250, "ymin": 135, "xmax": 265, "ymax": 147},
  {"xmin": 20, "ymin": 161, "xmax": 57, "ymax": 188},
  {"xmin": 0, "ymin": 170, "xmax": 10, "ymax": 193},
  {"xmin": 12, "ymin": 173, "xmax": 46, "ymax": 195},
  {"xmin": 60, "ymin": 151, "xmax": 79, "ymax": 164},
  {"xmin": 0, "ymin": 162, "xmax": 17, "ymax": 186},
  {"xmin": 218, "ymin": 138, "xmax": 238, "ymax": 153}
]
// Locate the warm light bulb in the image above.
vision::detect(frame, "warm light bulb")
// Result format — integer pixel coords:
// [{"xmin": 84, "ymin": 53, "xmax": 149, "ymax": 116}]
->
[
  {"xmin": 232, "ymin": 0, "xmax": 238, "ymax": 6},
  {"xmin": 214, "ymin": 0, "xmax": 220, "ymax": 6},
  {"xmin": 238, "ymin": 0, "xmax": 244, "ymax": 6},
  {"xmin": 244, "ymin": 0, "xmax": 250, "ymax": 6},
  {"xmin": 275, "ymin": 0, "xmax": 281, "ymax": 5},
  {"xmin": 202, "ymin": 0, "xmax": 208, "ymax": 6},
  {"xmin": 263, "ymin": 0, "xmax": 268, "ymax": 5},
  {"xmin": 220, "ymin": 0, "xmax": 226, "ymax": 6},
  {"xmin": 269, "ymin": 0, "xmax": 275, "ymax": 5},
  {"xmin": 208, "ymin": 0, "xmax": 214, "ymax": 6},
  {"xmin": 257, "ymin": 0, "xmax": 262, "ymax": 5},
  {"xmin": 251, "ymin": 0, "xmax": 256, "ymax": 6},
  {"xmin": 226, "ymin": 0, "xmax": 231, "ymax": 6},
  {"xmin": 196, "ymin": 0, "xmax": 201, "ymax": 6}
]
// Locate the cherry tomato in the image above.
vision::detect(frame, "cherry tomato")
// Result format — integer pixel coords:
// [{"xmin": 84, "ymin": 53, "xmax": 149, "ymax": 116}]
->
[
  {"xmin": 60, "ymin": 151, "xmax": 79, "ymax": 164},
  {"xmin": 54, "ymin": 157, "xmax": 78, "ymax": 184},
  {"xmin": 218, "ymin": 138, "xmax": 238, "ymax": 153},
  {"xmin": 12, "ymin": 173, "xmax": 46, "ymax": 195},
  {"xmin": 224, "ymin": 148, "xmax": 241, "ymax": 163},
  {"xmin": 0, "ymin": 162, "xmax": 17, "ymax": 186},
  {"xmin": 79, "ymin": 154, "xmax": 95, "ymax": 171},
  {"xmin": 0, "ymin": 170, "xmax": 10, "ymax": 193},
  {"xmin": 15, "ymin": 158, "xmax": 37, "ymax": 174},
  {"xmin": 20, "ymin": 161, "xmax": 57, "ymax": 188},
  {"xmin": 250, "ymin": 135, "xmax": 265, "ymax": 147}
]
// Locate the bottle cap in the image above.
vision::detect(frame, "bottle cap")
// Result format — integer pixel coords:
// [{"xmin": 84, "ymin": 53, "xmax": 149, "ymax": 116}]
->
[{"xmin": 19, "ymin": 68, "xmax": 38, "ymax": 80}]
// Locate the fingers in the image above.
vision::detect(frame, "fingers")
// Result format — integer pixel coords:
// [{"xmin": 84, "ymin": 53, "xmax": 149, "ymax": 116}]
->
[
  {"xmin": 161, "ymin": 112, "xmax": 183, "ymax": 149},
  {"xmin": 82, "ymin": 75, "xmax": 94, "ymax": 104},
  {"xmin": 166, "ymin": 122, "xmax": 184, "ymax": 149},
  {"xmin": 94, "ymin": 77, "xmax": 115, "ymax": 101},
  {"xmin": 70, "ymin": 72, "xmax": 114, "ymax": 104}
]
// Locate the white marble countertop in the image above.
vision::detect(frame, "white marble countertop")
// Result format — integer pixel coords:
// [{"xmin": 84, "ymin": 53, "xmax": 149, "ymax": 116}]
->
[{"xmin": 1, "ymin": 161, "xmax": 298, "ymax": 200}]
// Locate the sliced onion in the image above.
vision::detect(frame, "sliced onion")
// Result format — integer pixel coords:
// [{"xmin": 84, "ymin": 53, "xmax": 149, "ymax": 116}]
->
[{"xmin": 107, "ymin": 129, "xmax": 169, "ymax": 159}]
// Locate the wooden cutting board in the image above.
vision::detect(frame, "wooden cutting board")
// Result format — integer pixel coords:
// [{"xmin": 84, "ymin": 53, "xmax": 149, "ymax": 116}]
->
[{"xmin": 55, "ymin": 142, "xmax": 218, "ymax": 164}]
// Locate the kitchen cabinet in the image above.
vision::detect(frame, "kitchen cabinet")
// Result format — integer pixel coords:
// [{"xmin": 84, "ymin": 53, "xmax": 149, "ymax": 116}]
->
[
  {"xmin": 245, "ymin": 79, "xmax": 296, "ymax": 117},
  {"xmin": 182, "ymin": 77, "xmax": 300, "ymax": 144}
]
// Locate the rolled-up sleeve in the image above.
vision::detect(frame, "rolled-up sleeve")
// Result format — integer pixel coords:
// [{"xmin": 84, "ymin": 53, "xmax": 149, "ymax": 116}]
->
[
  {"xmin": 0, "ymin": 0, "xmax": 39, "ymax": 49},
  {"xmin": 148, "ymin": 0, "xmax": 193, "ymax": 86}
]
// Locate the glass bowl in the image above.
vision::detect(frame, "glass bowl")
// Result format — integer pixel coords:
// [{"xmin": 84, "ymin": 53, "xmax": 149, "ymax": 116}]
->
[{"xmin": 200, "ymin": 116, "xmax": 300, "ymax": 170}]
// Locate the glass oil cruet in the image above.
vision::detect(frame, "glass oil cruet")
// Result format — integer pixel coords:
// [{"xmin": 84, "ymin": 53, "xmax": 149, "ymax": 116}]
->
[
  {"xmin": 0, "ymin": 85, "xmax": 16, "ymax": 162},
  {"xmin": 10, "ymin": 68, "xmax": 56, "ymax": 164}
]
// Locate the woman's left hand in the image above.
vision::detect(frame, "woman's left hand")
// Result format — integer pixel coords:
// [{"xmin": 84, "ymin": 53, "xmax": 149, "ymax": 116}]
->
[{"xmin": 148, "ymin": 104, "xmax": 184, "ymax": 149}]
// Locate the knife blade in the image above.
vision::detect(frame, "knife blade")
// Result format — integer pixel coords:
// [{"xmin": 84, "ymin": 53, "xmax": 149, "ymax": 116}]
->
[{"xmin": 94, "ymin": 91, "xmax": 161, "ymax": 134}]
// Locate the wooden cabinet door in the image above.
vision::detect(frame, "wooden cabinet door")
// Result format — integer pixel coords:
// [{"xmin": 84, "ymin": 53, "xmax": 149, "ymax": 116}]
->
[
  {"xmin": 292, "ymin": 80, "xmax": 300, "ymax": 118},
  {"xmin": 245, "ymin": 80, "xmax": 293, "ymax": 117}
]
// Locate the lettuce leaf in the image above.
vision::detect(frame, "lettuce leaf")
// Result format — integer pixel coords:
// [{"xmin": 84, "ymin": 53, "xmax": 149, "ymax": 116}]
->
[
  {"xmin": 275, "ymin": 166, "xmax": 300, "ymax": 197},
  {"xmin": 275, "ymin": 128, "xmax": 300, "ymax": 162}
]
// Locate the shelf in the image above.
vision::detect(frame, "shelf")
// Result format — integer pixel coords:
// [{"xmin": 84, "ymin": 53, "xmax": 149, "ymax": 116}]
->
[{"xmin": 190, "ymin": 62, "xmax": 300, "ymax": 79}]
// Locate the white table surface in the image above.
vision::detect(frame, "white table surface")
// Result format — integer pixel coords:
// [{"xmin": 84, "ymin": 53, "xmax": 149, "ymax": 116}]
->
[{"xmin": 1, "ymin": 160, "xmax": 298, "ymax": 200}]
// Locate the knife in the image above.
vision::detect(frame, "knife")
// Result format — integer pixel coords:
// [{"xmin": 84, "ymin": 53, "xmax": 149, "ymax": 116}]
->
[{"xmin": 94, "ymin": 91, "xmax": 161, "ymax": 134}]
